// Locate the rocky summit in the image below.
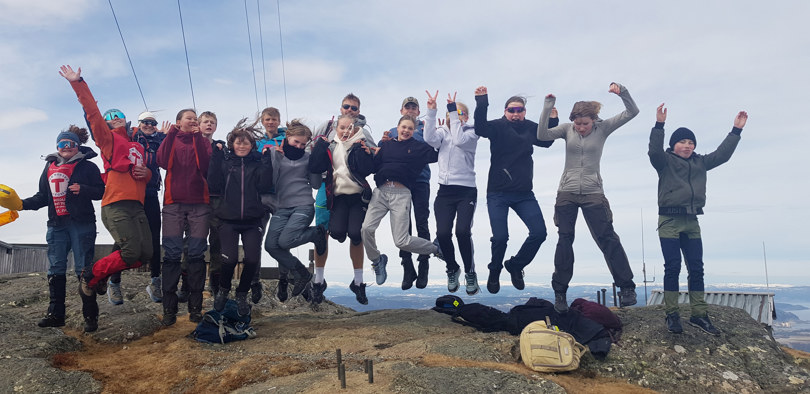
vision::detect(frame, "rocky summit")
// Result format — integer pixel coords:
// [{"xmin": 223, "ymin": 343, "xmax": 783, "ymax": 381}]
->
[{"xmin": 2, "ymin": 271, "xmax": 809, "ymax": 393}]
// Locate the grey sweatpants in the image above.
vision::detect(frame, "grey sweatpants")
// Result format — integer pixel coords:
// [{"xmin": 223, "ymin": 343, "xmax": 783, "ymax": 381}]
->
[{"xmin": 361, "ymin": 186, "xmax": 436, "ymax": 262}]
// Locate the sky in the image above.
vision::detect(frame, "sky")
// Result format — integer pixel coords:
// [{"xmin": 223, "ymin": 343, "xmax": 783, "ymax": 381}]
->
[{"xmin": 1, "ymin": 0, "xmax": 808, "ymax": 289}]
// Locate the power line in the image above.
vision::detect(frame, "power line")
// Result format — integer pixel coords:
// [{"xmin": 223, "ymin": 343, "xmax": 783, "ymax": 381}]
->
[
  {"xmin": 244, "ymin": 0, "xmax": 260, "ymax": 113},
  {"xmin": 276, "ymin": 0, "xmax": 289, "ymax": 120},
  {"xmin": 257, "ymin": 0, "xmax": 268, "ymax": 108},
  {"xmin": 177, "ymin": 0, "xmax": 196, "ymax": 109},
  {"xmin": 107, "ymin": 0, "xmax": 148, "ymax": 110}
]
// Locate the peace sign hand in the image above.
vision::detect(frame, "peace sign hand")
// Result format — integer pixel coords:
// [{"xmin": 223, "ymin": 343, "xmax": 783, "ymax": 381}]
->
[
  {"xmin": 447, "ymin": 92, "xmax": 457, "ymax": 104},
  {"xmin": 425, "ymin": 90, "xmax": 438, "ymax": 110}
]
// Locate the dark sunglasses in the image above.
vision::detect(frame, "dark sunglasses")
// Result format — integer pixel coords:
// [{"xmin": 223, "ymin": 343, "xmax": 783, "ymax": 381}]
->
[
  {"xmin": 342, "ymin": 104, "xmax": 359, "ymax": 111},
  {"xmin": 140, "ymin": 119, "xmax": 158, "ymax": 126},
  {"xmin": 506, "ymin": 106, "xmax": 525, "ymax": 113},
  {"xmin": 104, "ymin": 110, "xmax": 125, "ymax": 121},
  {"xmin": 57, "ymin": 141, "xmax": 78, "ymax": 149}
]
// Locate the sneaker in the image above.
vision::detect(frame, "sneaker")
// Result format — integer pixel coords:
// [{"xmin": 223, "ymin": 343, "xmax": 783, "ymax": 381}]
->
[
  {"xmin": 214, "ymin": 289, "xmax": 229, "ymax": 312},
  {"xmin": 465, "ymin": 272, "xmax": 480, "ymax": 296},
  {"xmin": 291, "ymin": 269, "xmax": 313, "ymax": 297},
  {"xmin": 619, "ymin": 287, "xmax": 637, "ymax": 307},
  {"xmin": 250, "ymin": 280, "xmax": 263, "ymax": 304},
  {"xmin": 504, "ymin": 259, "xmax": 525, "ymax": 290},
  {"xmin": 177, "ymin": 290, "xmax": 189, "ymax": 303},
  {"xmin": 688, "ymin": 315, "xmax": 720, "ymax": 336},
  {"xmin": 554, "ymin": 292, "xmax": 569, "ymax": 314},
  {"xmin": 486, "ymin": 267, "xmax": 501, "ymax": 294},
  {"xmin": 432, "ymin": 239, "xmax": 445, "ymax": 261},
  {"xmin": 666, "ymin": 312, "xmax": 683, "ymax": 333},
  {"xmin": 38, "ymin": 314, "xmax": 65, "ymax": 328},
  {"xmin": 79, "ymin": 276, "xmax": 95, "ymax": 297},
  {"xmin": 235, "ymin": 292, "xmax": 251, "ymax": 317},
  {"xmin": 161, "ymin": 313, "xmax": 176, "ymax": 326},
  {"xmin": 311, "ymin": 280, "xmax": 328, "ymax": 304},
  {"xmin": 189, "ymin": 311, "xmax": 203, "ymax": 323},
  {"xmin": 146, "ymin": 277, "xmax": 162, "ymax": 303},
  {"xmin": 84, "ymin": 316, "xmax": 98, "ymax": 333},
  {"xmin": 372, "ymin": 254, "xmax": 388, "ymax": 285},
  {"xmin": 277, "ymin": 276, "xmax": 289, "ymax": 302},
  {"xmin": 416, "ymin": 259, "xmax": 429, "ymax": 289},
  {"xmin": 108, "ymin": 282, "xmax": 124, "ymax": 305},
  {"xmin": 446, "ymin": 268, "xmax": 460, "ymax": 293},
  {"xmin": 401, "ymin": 258, "xmax": 417, "ymax": 290},
  {"xmin": 313, "ymin": 225, "xmax": 328, "ymax": 256},
  {"xmin": 349, "ymin": 281, "xmax": 368, "ymax": 305}
]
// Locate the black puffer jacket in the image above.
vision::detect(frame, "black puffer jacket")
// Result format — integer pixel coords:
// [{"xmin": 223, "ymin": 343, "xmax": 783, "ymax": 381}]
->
[
  {"xmin": 22, "ymin": 146, "xmax": 105, "ymax": 226},
  {"xmin": 207, "ymin": 146, "xmax": 273, "ymax": 222}
]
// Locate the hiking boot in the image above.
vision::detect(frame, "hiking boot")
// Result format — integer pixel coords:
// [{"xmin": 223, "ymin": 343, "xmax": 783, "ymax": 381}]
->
[
  {"xmin": 250, "ymin": 280, "xmax": 263, "ymax": 304},
  {"xmin": 446, "ymin": 268, "xmax": 460, "ymax": 293},
  {"xmin": 416, "ymin": 259, "xmax": 430, "ymax": 289},
  {"xmin": 311, "ymin": 280, "xmax": 327, "ymax": 304},
  {"xmin": 349, "ymin": 281, "xmax": 368, "ymax": 305},
  {"xmin": 619, "ymin": 287, "xmax": 637, "ymax": 307},
  {"xmin": 465, "ymin": 272, "xmax": 480, "ymax": 296},
  {"xmin": 313, "ymin": 225, "xmax": 328, "ymax": 256},
  {"xmin": 504, "ymin": 259, "xmax": 524, "ymax": 290},
  {"xmin": 189, "ymin": 311, "xmax": 203, "ymax": 323},
  {"xmin": 38, "ymin": 314, "xmax": 65, "ymax": 328},
  {"xmin": 146, "ymin": 276, "xmax": 162, "ymax": 303},
  {"xmin": 108, "ymin": 282, "xmax": 124, "ymax": 305},
  {"xmin": 79, "ymin": 277, "xmax": 95, "ymax": 297},
  {"xmin": 301, "ymin": 283, "xmax": 313, "ymax": 302},
  {"xmin": 214, "ymin": 289, "xmax": 229, "ymax": 312},
  {"xmin": 95, "ymin": 278, "xmax": 107, "ymax": 296},
  {"xmin": 666, "ymin": 312, "xmax": 683, "ymax": 333},
  {"xmin": 84, "ymin": 316, "xmax": 98, "ymax": 333},
  {"xmin": 161, "ymin": 313, "xmax": 176, "ymax": 326},
  {"xmin": 277, "ymin": 276, "xmax": 289, "ymax": 302},
  {"xmin": 688, "ymin": 315, "xmax": 720, "ymax": 336},
  {"xmin": 433, "ymin": 239, "xmax": 445, "ymax": 261},
  {"xmin": 235, "ymin": 292, "xmax": 251, "ymax": 317},
  {"xmin": 554, "ymin": 292, "xmax": 569, "ymax": 314},
  {"xmin": 177, "ymin": 290, "xmax": 189, "ymax": 303},
  {"xmin": 291, "ymin": 267, "xmax": 313, "ymax": 297},
  {"xmin": 372, "ymin": 254, "xmax": 388, "ymax": 285},
  {"xmin": 401, "ymin": 258, "xmax": 417, "ymax": 290},
  {"xmin": 487, "ymin": 267, "xmax": 501, "ymax": 294}
]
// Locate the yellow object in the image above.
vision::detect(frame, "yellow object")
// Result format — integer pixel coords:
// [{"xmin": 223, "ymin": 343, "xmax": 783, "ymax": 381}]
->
[
  {"xmin": 0, "ymin": 210, "xmax": 19, "ymax": 227},
  {"xmin": 0, "ymin": 184, "xmax": 23, "ymax": 211},
  {"xmin": 519, "ymin": 317, "xmax": 587, "ymax": 372}
]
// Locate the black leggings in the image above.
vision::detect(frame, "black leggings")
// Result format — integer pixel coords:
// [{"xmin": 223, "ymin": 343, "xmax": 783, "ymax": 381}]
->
[
  {"xmin": 433, "ymin": 185, "xmax": 477, "ymax": 273},
  {"xmin": 218, "ymin": 220, "xmax": 263, "ymax": 293},
  {"xmin": 328, "ymin": 193, "xmax": 366, "ymax": 245}
]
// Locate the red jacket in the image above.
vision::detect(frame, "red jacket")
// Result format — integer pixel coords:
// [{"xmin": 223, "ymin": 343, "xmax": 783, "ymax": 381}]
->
[{"xmin": 157, "ymin": 125, "xmax": 211, "ymax": 205}]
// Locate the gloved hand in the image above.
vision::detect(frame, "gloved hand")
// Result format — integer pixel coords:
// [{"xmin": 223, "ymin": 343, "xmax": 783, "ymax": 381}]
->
[
  {"xmin": 0, "ymin": 210, "xmax": 19, "ymax": 227},
  {"xmin": 0, "ymin": 184, "xmax": 23, "ymax": 211}
]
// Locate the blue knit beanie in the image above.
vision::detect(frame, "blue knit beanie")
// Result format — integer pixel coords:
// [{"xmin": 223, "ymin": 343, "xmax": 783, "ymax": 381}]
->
[
  {"xmin": 56, "ymin": 131, "xmax": 81, "ymax": 145},
  {"xmin": 669, "ymin": 127, "xmax": 696, "ymax": 149}
]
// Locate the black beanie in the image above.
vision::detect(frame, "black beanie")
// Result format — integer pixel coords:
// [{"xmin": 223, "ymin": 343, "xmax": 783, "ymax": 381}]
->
[{"xmin": 669, "ymin": 127, "xmax": 696, "ymax": 149}]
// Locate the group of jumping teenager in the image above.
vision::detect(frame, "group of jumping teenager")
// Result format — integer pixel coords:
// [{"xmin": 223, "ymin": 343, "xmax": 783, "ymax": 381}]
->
[{"xmin": 1, "ymin": 64, "xmax": 748, "ymax": 337}]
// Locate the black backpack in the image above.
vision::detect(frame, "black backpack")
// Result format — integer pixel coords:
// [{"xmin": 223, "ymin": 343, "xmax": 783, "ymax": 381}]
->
[
  {"xmin": 191, "ymin": 300, "xmax": 256, "ymax": 344},
  {"xmin": 432, "ymin": 295, "xmax": 465, "ymax": 314}
]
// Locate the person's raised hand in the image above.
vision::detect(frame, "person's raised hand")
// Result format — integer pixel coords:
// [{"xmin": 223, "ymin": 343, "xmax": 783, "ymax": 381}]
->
[
  {"xmin": 608, "ymin": 83, "xmax": 621, "ymax": 95},
  {"xmin": 734, "ymin": 111, "xmax": 748, "ymax": 129},
  {"xmin": 159, "ymin": 121, "xmax": 171, "ymax": 134},
  {"xmin": 447, "ymin": 92, "xmax": 457, "ymax": 104},
  {"xmin": 381, "ymin": 130, "xmax": 391, "ymax": 142},
  {"xmin": 656, "ymin": 103, "xmax": 667, "ymax": 123},
  {"xmin": 475, "ymin": 86, "xmax": 487, "ymax": 96},
  {"xmin": 59, "ymin": 65, "xmax": 81, "ymax": 82},
  {"xmin": 215, "ymin": 142, "xmax": 224, "ymax": 151},
  {"xmin": 550, "ymin": 107, "xmax": 558, "ymax": 119},
  {"xmin": 425, "ymin": 90, "xmax": 438, "ymax": 110}
]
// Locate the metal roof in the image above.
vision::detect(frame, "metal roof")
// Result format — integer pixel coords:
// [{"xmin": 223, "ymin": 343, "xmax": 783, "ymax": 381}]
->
[{"xmin": 648, "ymin": 290, "xmax": 775, "ymax": 326}]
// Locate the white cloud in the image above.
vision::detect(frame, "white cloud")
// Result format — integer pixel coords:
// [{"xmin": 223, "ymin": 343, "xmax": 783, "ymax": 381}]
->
[
  {"xmin": 0, "ymin": 108, "xmax": 48, "ymax": 131},
  {"xmin": 0, "ymin": 0, "xmax": 92, "ymax": 27}
]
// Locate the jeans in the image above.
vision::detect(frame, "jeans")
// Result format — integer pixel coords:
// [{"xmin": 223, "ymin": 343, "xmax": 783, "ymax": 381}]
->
[
  {"xmin": 264, "ymin": 205, "xmax": 316, "ymax": 278},
  {"xmin": 485, "ymin": 191, "xmax": 547, "ymax": 271},
  {"xmin": 46, "ymin": 220, "xmax": 97, "ymax": 276}
]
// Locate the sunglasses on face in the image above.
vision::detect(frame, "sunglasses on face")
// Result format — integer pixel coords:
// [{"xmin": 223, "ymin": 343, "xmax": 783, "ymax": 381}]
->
[
  {"xmin": 57, "ymin": 141, "xmax": 78, "ymax": 149},
  {"xmin": 104, "ymin": 111, "xmax": 125, "ymax": 121},
  {"xmin": 140, "ymin": 119, "xmax": 158, "ymax": 126},
  {"xmin": 342, "ymin": 104, "xmax": 359, "ymax": 112},
  {"xmin": 506, "ymin": 106, "xmax": 526, "ymax": 114}
]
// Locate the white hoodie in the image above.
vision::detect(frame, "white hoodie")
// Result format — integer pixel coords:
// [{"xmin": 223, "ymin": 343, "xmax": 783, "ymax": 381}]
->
[{"xmin": 423, "ymin": 105, "xmax": 479, "ymax": 188}]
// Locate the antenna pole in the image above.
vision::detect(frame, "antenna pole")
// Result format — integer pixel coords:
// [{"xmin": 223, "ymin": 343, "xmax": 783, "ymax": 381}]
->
[{"xmin": 762, "ymin": 242, "xmax": 770, "ymax": 290}]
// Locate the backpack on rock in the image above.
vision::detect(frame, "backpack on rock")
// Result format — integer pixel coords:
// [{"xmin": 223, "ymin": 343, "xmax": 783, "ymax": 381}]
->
[{"xmin": 519, "ymin": 317, "xmax": 587, "ymax": 372}]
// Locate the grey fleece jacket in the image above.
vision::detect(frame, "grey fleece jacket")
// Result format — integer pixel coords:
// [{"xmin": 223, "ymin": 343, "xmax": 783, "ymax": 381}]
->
[
  {"xmin": 267, "ymin": 149, "xmax": 322, "ymax": 210},
  {"xmin": 537, "ymin": 83, "xmax": 639, "ymax": 194}
]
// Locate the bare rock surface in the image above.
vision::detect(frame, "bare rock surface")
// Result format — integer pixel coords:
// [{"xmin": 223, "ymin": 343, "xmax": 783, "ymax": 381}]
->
[{"xmin": 1, "ymin": 271, "xmax": 808, "ymax": 393}]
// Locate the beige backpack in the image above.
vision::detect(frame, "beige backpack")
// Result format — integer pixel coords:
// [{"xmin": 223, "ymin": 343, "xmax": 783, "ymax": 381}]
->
[{"xmin": 519, "ymin": 317, "xmax": 588, "ymax": 372}]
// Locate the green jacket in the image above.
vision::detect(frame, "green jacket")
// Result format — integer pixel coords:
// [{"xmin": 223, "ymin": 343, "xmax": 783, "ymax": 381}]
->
[{"xmin": 648, "ymin": 122, "xmax": 741, "ymax": 215}]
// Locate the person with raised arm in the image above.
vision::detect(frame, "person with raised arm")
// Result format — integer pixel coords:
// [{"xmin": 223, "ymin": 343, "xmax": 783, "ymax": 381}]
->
[
  {"xmin": 537, "ymin": 82, "xmax": 640, "ymax": 313},
  {"xmin": 58, "ymin": 65, "xmax": 153, "ymax": 304},
  {"xmin": 649, "ymin": 104, "xmax": 747, "ymax": 335},
  {"xmin": 473, "ymin": 86, "xmax": 557, "ymax": 294},
  {"xmin": 423, "ymin": 90, "xmax": 480, "ymax": 295}
]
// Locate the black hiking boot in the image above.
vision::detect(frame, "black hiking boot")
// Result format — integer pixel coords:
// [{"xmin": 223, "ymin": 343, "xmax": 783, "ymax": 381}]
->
[
  {"xmin": 415, "ymin": 259, "xmax": 429, "ymax": 289},
  {"xmin": 83, "ymin": 316, "xmax": 98, "ymax": 333},
  {"xmin": 291, "ymin": 267, "xmax": 313, "ymax": 297},
  {"xmin": 666, "ymin": 312, "xmax": 683, "ymax": 333},
  {"xmin": 487, "ymin": 266, "xmax": 501, "ymax": 294},
  {"xmin": 235, "ymin": 291, "xmax": 251, "ymax": 317},
  {"xmin": 311, "ymin": 280, "xmax": 327, "ymax": 304},
  {"xmin": 688, "ymin": 315, "xmax": 720, "ymax": 336},
  {"xmin": 38, "ymin": 314, "xmax": 65, "ymax": 328},
  {"xmin": 504, "ymin": 259, "xmax": 524, "ymax": 290},
  {"xmin": 554, "ymin": 292, "xmax": 569, "ymax": 314},
  {"xmin": 619, "ymin": 287, "xmax": 638, "ymax": 307},
  {"xmin": 401, "ymin": 257, "xmax": 417, "ymax": 290},
  {"xmin": 250, "ymin": 279, "xmax": 263, "ymax": 304},
  {"xmin": 349, "ymin": 281, "xmax": 368, "ymax": 305},
  {"xmin": 214, "ymin": 289, "xmax": 229, "ymax": 313},
  {"xmin": 277, "ymin": 275, "xmax": 289, "ymax": 302}
]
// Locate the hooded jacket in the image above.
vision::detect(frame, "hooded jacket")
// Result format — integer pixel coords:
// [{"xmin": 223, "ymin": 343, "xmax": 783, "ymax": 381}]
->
[
  {"xmin": 207, "ymin": 146, "xmax": 273, "ymax": 222},
  {"xmin": 132, "ymin": 128, "xmax": 166, "ymax": 195},
  {"xmin": 308, "ymin": 131, "xmax": 376, "ymax": 209},
  {"xmin": 157, "ymin": 125, "xmax": 212, "ymax": 205},
  {"xmin": 22, "ymin": 146, "xmax": 105, "ymax": 226},
  {"xmin": 648, "ymin": 122, "xmax": 742, "ymax": 215},
  {"xmin": 423, "ymin": 102, "xmax": 479, "ymax": 188}
]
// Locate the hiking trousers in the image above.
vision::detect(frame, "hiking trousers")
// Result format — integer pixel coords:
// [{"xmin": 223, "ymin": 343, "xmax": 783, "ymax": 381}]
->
[
  {"xmin": 264, "ymin": 205, "xmax": 316, "ymax": 278},
  {"xmin": 434, "ymin": 185, "xmax": 477, "ymax": 274},
  {"xmin": 658, "ymin": 214, "xmax": 708, "ymax": 316},
  {"xmin": 551, "ymin": 192, "xmax": 634, "ymax": 293},
  {"xmin": 220, "ymin": 220, "xmax": 263, "ymax": 293}
]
